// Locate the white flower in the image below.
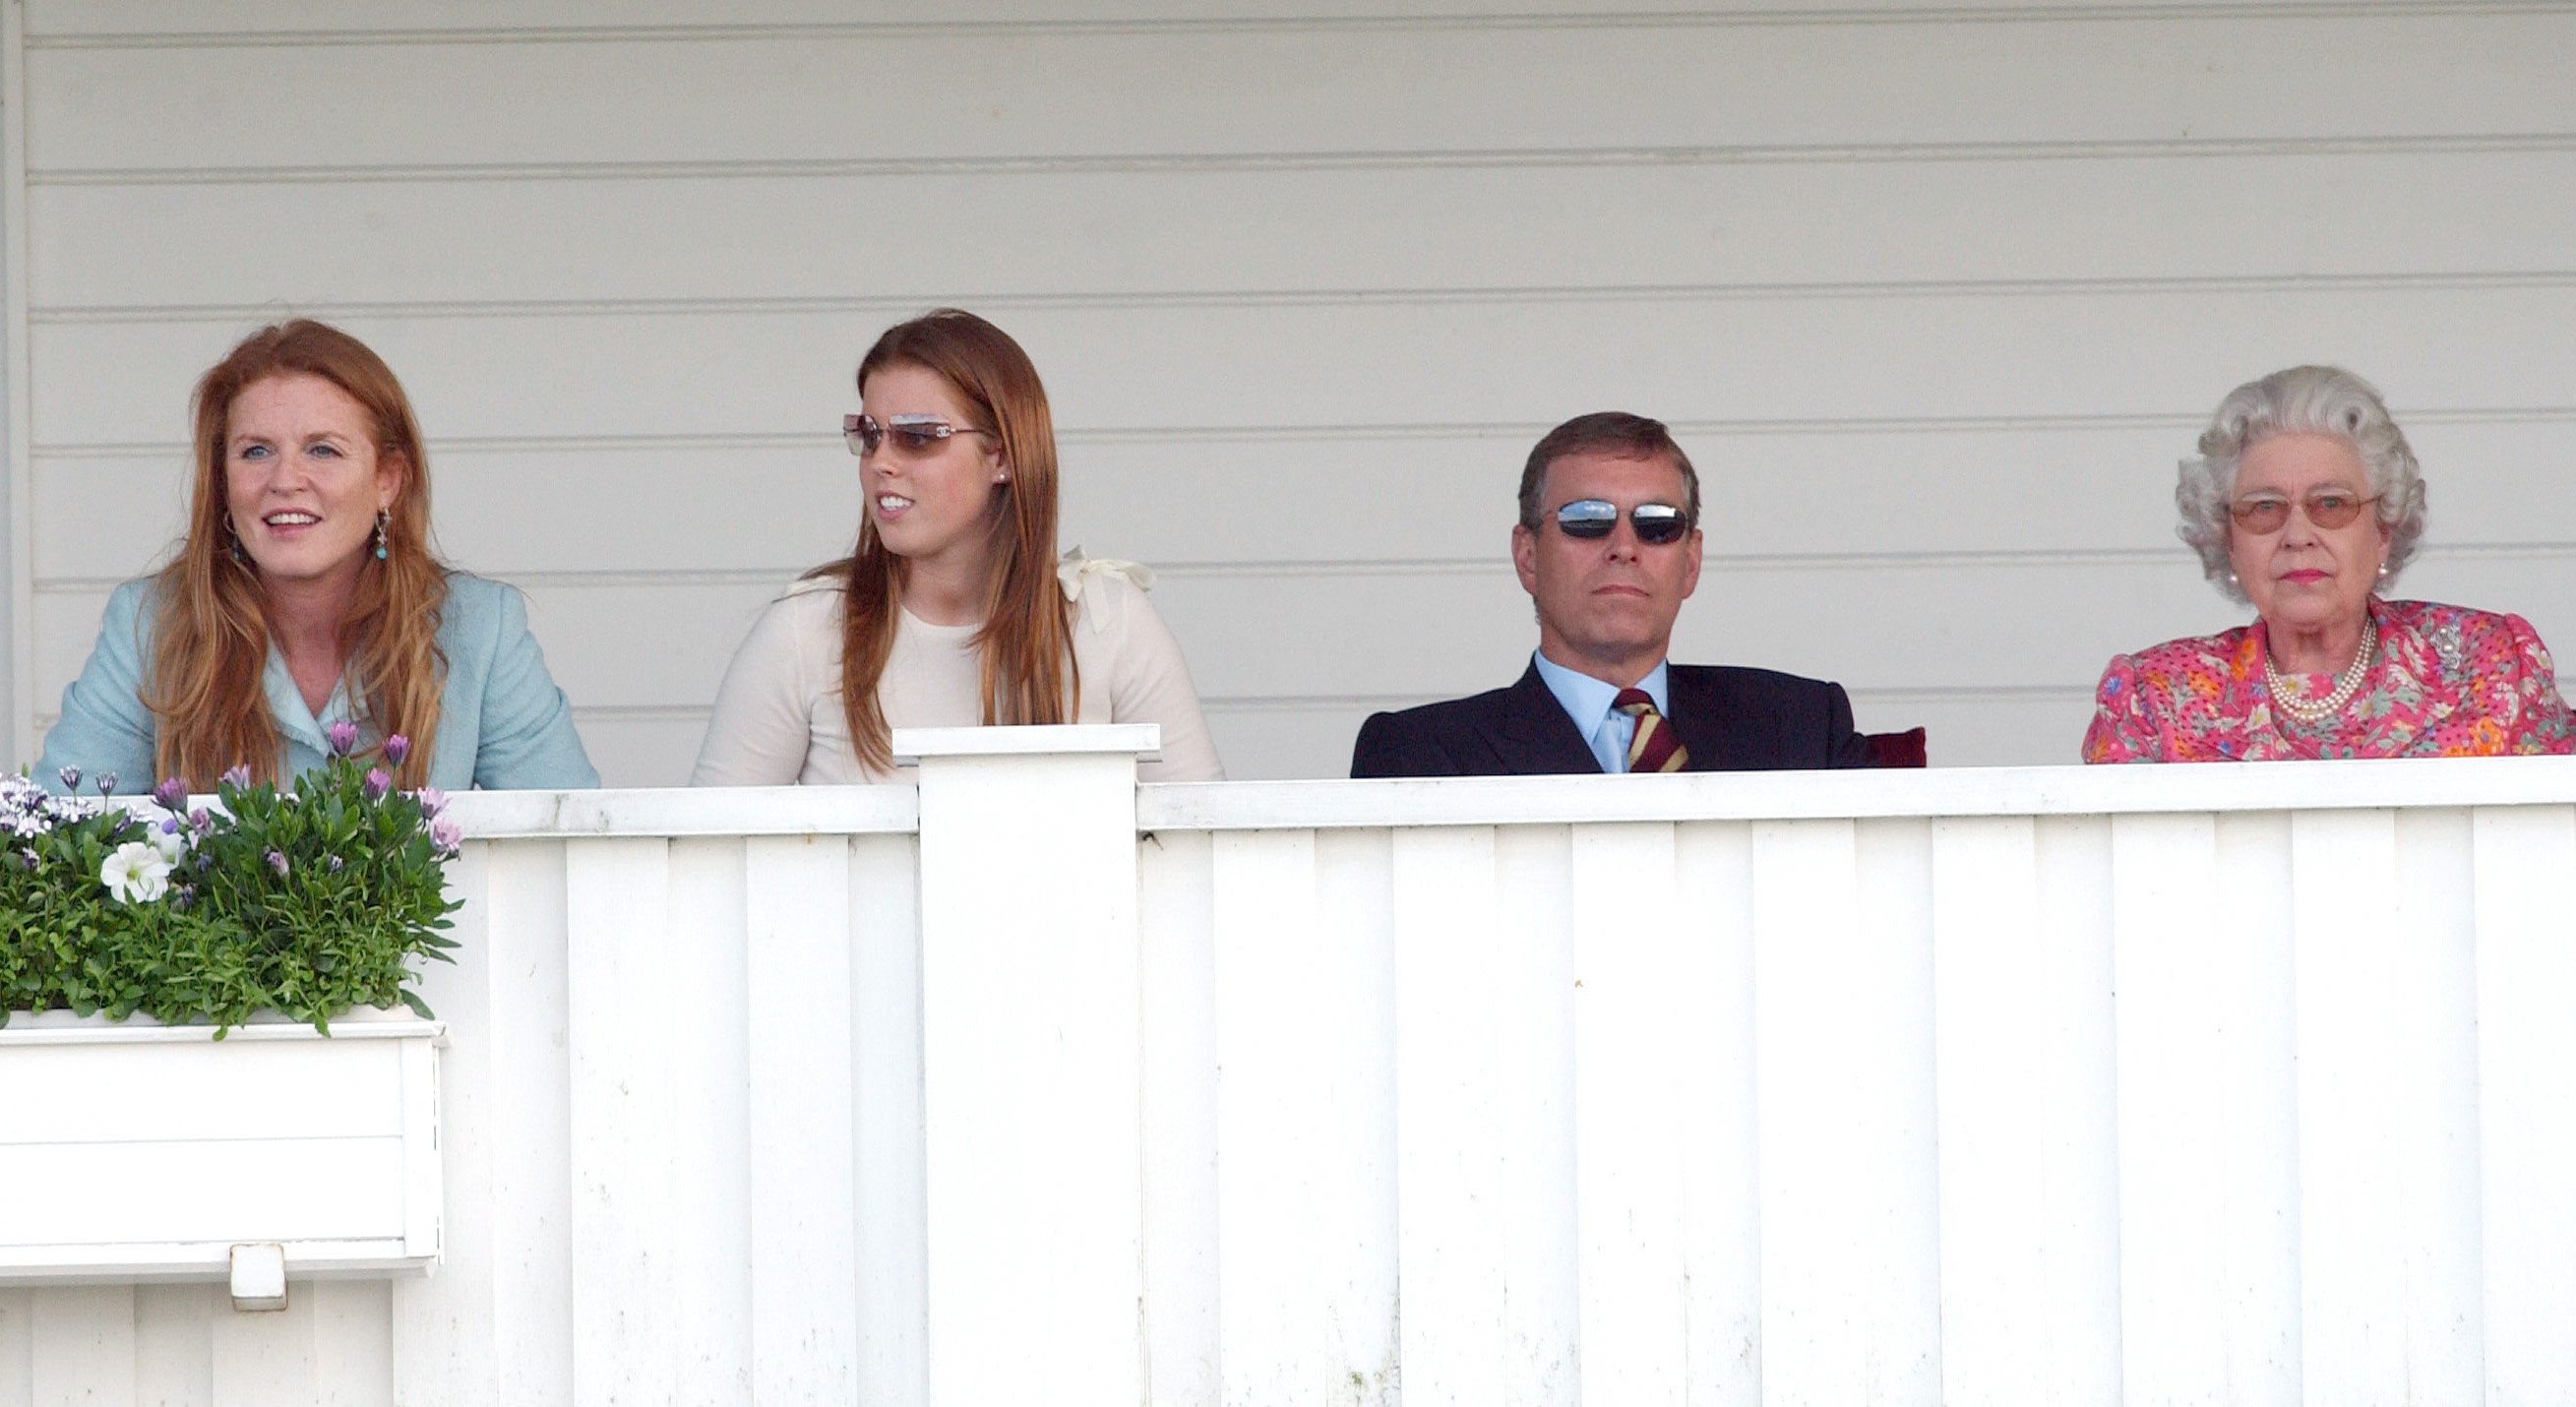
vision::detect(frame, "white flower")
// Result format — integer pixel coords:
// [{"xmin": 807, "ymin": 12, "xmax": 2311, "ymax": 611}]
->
[
  {"xmin": 143, "ymin": 810, "xmax": 191, "ymax": 863},
  {"xmin": 100, "ymin": 840, "xmax": 173, "ymax": 904}
]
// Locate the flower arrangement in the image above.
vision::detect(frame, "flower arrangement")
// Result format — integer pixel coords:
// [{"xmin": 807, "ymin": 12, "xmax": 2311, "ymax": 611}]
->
[{"xmin": 0, "ymin": 725, "xmax": 461, "ymax": 1034}]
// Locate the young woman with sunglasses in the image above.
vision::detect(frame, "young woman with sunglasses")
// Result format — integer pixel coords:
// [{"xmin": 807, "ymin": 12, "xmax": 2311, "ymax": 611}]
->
[
  {"xmin": 2082, "ymin": 365, "xmax": 2574, "ymax": 762},
  {"xmin": 692, "ymin": 309, "xmax": 1223, "ymax": 784}
]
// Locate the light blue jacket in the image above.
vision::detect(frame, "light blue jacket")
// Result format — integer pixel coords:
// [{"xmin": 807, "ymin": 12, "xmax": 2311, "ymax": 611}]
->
[{"xmin": 38, "ymin": 573, "xmax": 598, "ymax": 794}]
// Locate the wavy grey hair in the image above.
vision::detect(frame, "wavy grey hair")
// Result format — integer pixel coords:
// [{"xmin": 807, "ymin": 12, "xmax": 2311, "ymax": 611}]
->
[{"xmin": 2176, "ymin": 365, "xmax": 2427, "ymax": 604}]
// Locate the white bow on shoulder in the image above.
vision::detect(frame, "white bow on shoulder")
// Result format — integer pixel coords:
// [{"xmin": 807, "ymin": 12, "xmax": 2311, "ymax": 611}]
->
[{"xmin": 1056, "ymin": 548, "xmax": 1156, "ymax": 635}]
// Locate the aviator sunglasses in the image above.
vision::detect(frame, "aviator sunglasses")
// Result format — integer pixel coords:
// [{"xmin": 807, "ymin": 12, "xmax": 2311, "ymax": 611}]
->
[
  {"xmin": 844, "ymin": 412, "xmax": 996, "ymax": 457},
  {"xmin": 1553, "ymin": 499, "xmax": 1693, "ymax": 545},
  {"xmin": 2229, "ymin": 490, "xmax": 2379, "ymax": 534}
]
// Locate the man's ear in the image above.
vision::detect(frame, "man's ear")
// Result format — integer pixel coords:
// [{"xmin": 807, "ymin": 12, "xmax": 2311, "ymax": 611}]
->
[
  {"xmin": 1511, "ymin": 523, "xmax": 1539, "ymax": 595},
  {"xmin": 1679, "ymin": 526, "xmax": 1702, "ymax": 600}
]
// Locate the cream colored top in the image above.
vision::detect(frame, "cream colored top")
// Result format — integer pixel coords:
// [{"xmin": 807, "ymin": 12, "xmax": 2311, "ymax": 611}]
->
[{"xmin": 691, "ymin": 552, "xmax": 1224, "ymax": 785}]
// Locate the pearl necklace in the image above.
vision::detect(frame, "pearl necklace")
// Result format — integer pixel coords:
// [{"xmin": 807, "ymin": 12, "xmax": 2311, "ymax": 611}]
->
[{"xmin": 2265, "ymin": 617, "xmax": 2379, "ymax": 724}]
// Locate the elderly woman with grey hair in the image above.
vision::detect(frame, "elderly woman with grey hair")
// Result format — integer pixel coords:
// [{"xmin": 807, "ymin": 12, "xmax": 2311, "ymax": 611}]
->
[{"xmin": 2083, "ymin": 365, "xmax": 2573, "ymax": 762}]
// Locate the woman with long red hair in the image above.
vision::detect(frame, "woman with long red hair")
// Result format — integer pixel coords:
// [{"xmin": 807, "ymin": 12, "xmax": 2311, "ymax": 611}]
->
[
  {"xmin": 39, "ymin": 320, "xmax": 595, "ymax": 793},
  {"xmin": 692, "ymin": 308, "xmax": 1222, "ymax": 783}
]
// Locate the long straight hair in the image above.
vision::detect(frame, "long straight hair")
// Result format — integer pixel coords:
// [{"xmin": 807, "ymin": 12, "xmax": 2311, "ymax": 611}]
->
[
  {"xmin": 149, "ymin": 320, "xmax": 448, "ymax": 790},
  {"xmin": 819, "ymin": 309, "xmax": 1075, "ymax": 772}
]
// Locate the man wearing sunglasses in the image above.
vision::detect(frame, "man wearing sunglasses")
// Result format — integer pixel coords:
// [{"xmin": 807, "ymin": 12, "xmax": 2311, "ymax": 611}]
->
[{"xmin": 1351, "ymin": 411, "xmax": 1871, "ymax": 777}]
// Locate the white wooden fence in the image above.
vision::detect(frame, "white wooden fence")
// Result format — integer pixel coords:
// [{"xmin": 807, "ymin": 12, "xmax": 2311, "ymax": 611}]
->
[{"xmin": 6, "ymin": 728, "xmax": 2576, "ymax": 1405}]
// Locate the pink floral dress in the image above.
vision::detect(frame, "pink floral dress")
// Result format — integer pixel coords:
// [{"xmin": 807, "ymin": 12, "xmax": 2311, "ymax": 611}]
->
[{"xmin": 2082, "ymin": 599, "xmax": 2576, "ymax": 763}]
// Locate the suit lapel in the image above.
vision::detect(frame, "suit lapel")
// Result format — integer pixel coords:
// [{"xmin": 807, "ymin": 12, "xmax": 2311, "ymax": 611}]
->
[{"xmin": 1487, "ymin": 663, "xmax": 1610, "ymax": 773}]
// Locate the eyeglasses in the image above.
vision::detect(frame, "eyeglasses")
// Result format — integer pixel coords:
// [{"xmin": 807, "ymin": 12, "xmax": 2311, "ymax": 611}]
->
[
  {"xmin": 843, "ymin": 413, "xmax": 995, "ymax": 457},
  {"xmin": 2229, "ymin": 490, "xmax": 2378, "ymax": 534},
  {"xmin": 1553, "ymin": 499, "xmax": 1692, "ymax": 545}
]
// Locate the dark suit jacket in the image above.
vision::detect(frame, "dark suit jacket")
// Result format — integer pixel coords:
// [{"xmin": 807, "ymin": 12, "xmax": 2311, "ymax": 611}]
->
[{"xmin": 1350, "ymin": 661, "xmax": 1871, "ymax": 777}]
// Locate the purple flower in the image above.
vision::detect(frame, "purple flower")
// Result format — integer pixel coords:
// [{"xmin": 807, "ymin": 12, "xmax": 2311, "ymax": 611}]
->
[
  {"xmin": 327, "ymin": 854, "xmax": 345, "ymax": 874},
  {"xmin": 326, "ymin": 720, "xmax": 360, "ymax": 757},
  {"xmin": 416, "ymin": 787, "xmax": 449, "ymax": 819},
  {"xmin": 56, "ymin": 766, "xmax": 79, "ymax": 791},
  {"xmin": 220, "ymin": 765, "xmax": 252, "ymax": 790},
  {"xmin": 362, "ymin": 768, "xmax": 392, "ymax": 801},
  {"xmin": 430, "ymin": 816, "xmax": 463, "ymax": 855},
  {"xmin": 152, "ymin": 777, "xmax": 188, "ymax": 811},
  {"xmin": 189, "ymin": 808, "xmax": 213, "ymax": 833},
  {"xmin": 170, "ymin": 884, "xmax": 196, "ymax": 911},
  {"xmin": 93, "ymin": 771, "xmax": 118, "ymax": 797},
  {"xmin": 265, "ymin": 849, "xmax": 289, "ymax": 878},
  {"xmin": 383, "ymin": 734, "xmax": 410, "ymax": 767}
]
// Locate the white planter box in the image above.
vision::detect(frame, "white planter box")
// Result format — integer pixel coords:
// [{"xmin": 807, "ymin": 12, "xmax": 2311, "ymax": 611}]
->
[{"xmin": 0, "ymin": 1010, "xmax": 443, "ymax": 1285}]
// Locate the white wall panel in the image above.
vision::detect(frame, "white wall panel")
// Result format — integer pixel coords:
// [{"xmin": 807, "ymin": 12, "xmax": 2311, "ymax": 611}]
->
[
  {"xmin": 28, "ymin": 15, "xmax": 2576, "ymax": 173},
  {"xmin": 24, "ymin": 1, "xmax": 2463, "ymax": 37},
  {"xmin": 31, "ymin": 289, "xmax": 2576, "ymax": 449},
  {"xmin": 37, "ymin": 151, "xmax": 2576, "ymax": 311},
  {"xmin": 10, "ymin": 3, "xmax": 2574, "ymax": 782}
]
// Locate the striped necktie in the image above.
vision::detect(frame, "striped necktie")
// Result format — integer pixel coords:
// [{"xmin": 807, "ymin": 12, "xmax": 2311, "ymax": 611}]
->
[{"xmin": 1614, "ymin": 688, "xmax": 1688, "ymax": 773}]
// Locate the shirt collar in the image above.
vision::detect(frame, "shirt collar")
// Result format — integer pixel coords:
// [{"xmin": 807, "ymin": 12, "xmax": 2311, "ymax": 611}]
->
[
  {"xmin": 261, "ymin": 644, "xmax": 356, "ymax": 759},
  {"xmin": 1531, "ymin": 650, "xmax": 1672, "ymax": 735}
]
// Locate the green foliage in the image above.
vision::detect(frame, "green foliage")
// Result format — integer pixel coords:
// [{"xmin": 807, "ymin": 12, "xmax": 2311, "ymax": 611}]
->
[{"xmin": 0, "ymin": 754, "xmax": 460, "ymax": 1036}]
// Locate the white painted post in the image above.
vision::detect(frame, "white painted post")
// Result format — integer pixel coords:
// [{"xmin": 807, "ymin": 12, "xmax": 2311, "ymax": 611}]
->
[{"xmin": 897, "ymin": 725, "xmax": 1155, "ymax": 1407}]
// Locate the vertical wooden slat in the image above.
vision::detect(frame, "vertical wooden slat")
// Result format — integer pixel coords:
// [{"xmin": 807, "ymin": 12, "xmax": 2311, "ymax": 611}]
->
[
  {"xmin": 1751, "ymin": 817, "xmax": 1942, "ymax": 1405},
  {"xmin": 0, "ymin": 1289, "xmax": 31, "ymax": 1407},
  {"xmin": 1138, "ymin": 829, "xmax": 1220, "ymax": 1407},
  {"xmin": 2472, "ymin": 803, "xmax": 2576, "ymax": 1405},
  {"xmin": 850, "ymin": 831, "xmax": 926, "ymax": 1407},
  {"xmin": 1212, "ymin": 828, "xmax": 1325, "ymax": 1397},
  {"xmin": 1930, "ymin": 814, "xmax": 2120, "ymax": 1407},
  {"xmin": 665, "ymin": 837, "xmax": 754, "ymax": 1404},
  {"xmin": 2391, "ymin": 809, "xmax": 2486, "ymax": 1399},
  {"xmin": 210, "ymin": 1280, "xmax": 320, "ymax": 1405},
  {"xmin": 1672, "ymin": 821, "xmax": 1760, "ymax": 1407},
  {"xmin": 1494, "ymin": 825, "xmax": 1579, "ymax": 1407},
  {"xmin": 29, "ymin": 1287, "xmax": 134, "ymax": 1403},
  {"xmin": 306, "ymin": 1280, "xmax": 394, "ymax": 1407},
  {"xmin": 393, "ymin": 838, "xmax": 575, "ymax": 1405},
  {"xmin": 566, "ymin": 835, "xmax": 681, "ymax": 1406},
  {"xmin": 1313, "ymin": 826, "xmax": 1402, "ymax": 1404},
  {"xmin": 130, "ymin": 1284, "xmax": 213, "ymax": 1407},
  {"xmin": 2292, "ymin": 808, "xmax": 2483, "ymax": 1403},
  {"xmin": 2114, "ymin": 812, "xmax": 2300, "ymax": 1405},
  {"xmin": 1211, "ymin": 827, "xmax": 1402, "ymax": 1402},
  {"xmin": 745, "ymin": 833, "xmax": 861, "ymax": 1403},
  {"xmin": 1569, "ymin": 822, "xmax": 1687, "ymax": 1405},
  {"xmin": 1391, "ymin": 825, "xmax": 1509, "ymax": 1406}
]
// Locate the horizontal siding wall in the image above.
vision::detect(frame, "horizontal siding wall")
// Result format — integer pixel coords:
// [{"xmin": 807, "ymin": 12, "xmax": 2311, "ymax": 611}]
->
[{"xmin": 11, "ymin": 3, "xmax": 2576, "ymax": 779}]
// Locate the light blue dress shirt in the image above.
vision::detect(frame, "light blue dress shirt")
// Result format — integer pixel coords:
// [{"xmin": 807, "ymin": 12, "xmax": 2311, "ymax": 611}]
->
[
  {"xmin": 1530, "ymin": 651, "xmax": 1673, "ymax": 774},
  {"xmin": 38, "ymin": 572, "xmax": 598, "ymax": 794}
]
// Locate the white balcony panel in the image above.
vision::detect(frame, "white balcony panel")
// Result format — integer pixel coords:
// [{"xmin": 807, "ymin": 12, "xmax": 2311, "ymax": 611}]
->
[
  {"xmin": 2470, "ymin": 805, "xmax": 2576, "ymax": 1404},
  {"xmin": 1930, "ymin": 814, "xmax": 2121, "ymax": 1406},
  {"xmin": 9, "ymin": 748, "xmax": 2576, "ymax": 1406},
  {"xmin": 743, "ymin": 832, "xmax": 862, "ymax": 1402}
]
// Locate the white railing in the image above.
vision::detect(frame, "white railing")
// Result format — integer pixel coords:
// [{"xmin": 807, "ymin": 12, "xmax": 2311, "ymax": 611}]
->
[{"xmin": 9, "ymin": 731, "xmax": 2576, "ymax": 1406}]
